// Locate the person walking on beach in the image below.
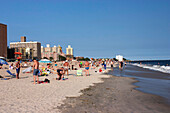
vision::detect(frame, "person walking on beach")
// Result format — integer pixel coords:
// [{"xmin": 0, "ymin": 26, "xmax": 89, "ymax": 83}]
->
[
  {"xmin": 85, "ymin": 61, "xmax": 90, "ymax": 76},
  {"xmin": 15, "ymin": 59, "xmax": 21, "ymax": 79},
  {"xmin": 111, "ymin": 60, "xmax": 114, "ymax": 70},
  {"xmin": 33, "ymin": 58, "xmax": 39, "ymax": 84},
  {"xmin": 102, "ymin": 61, "xmax": 107, "ymax": 70},
  {"xmin": 119, "ymin": 61, "xmax": 124, "ymax": 70}
]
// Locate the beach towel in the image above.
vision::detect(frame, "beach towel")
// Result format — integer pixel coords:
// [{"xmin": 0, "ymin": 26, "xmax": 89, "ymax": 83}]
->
[
  {"xmin": 1, "ymin": 78, "xmax": 10, "ymax": 80},
  {"xmin": 6, "ymin": 70, "xmax": 16, "ymax": 77},
  {"xmin": 77, "ymin": 70, "xmax": 83, "ymax": 76},
  {"xmin": 22, "ymin": 67, "xmax": 32, "ymax": 73}
]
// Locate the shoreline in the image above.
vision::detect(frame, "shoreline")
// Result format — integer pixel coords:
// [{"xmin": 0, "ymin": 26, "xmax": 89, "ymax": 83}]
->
[
  {"xmin": 1, "ymin": 64, "xmax": 170, "ymax": 112},
  {"xmin": 110, "ymin": 64, "xmax": 170, "ymax": 105},
  {"xmin": 57, "ymin": 73, "xmax": 170, "ymax": 113}
]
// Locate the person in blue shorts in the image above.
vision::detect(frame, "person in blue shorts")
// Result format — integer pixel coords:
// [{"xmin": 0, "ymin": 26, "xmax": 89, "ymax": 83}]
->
[
  {"xmin": 15, "ymin": 59, "xmax": 21, "ymax": 79},
  {"xmin": 85, "ymin": 61, "xmax": 90, "ymax": 76},
  {"xmin": 33, "ymin": 58, "xmax": 39, "ymax": 84}
]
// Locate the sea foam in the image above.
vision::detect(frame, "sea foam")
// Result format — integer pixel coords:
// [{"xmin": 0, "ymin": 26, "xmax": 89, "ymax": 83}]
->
[{"xmin": 132, "ymin": 63, "xmax": 170, "ymax": 74}]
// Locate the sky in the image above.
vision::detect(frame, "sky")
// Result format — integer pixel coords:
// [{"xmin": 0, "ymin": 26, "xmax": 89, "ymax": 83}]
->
[{"xmin": 0, "ymin": 0, "xmax": 170, "ymax": 60}]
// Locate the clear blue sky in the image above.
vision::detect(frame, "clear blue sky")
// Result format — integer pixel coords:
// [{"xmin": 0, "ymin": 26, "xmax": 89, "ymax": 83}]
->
[{"xmin": 1, "ymin": 0, "xmax": 170, "ymax": 60}]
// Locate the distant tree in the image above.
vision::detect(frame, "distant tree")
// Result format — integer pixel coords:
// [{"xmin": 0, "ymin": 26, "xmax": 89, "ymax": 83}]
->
[
  {"xmin": 84, "ymin": 57, "xmax": 90, "ymax": 61},
  {"xmin": 59, "ymin": 55, "xmax": 66, "ymax": 61},
  {"xmin": 49, "ymin": 57, "xmax": 53, "ymax": 61},
  {"xmin": 43, "ymin": 57, "xmax": 48, "ymax": 59},
  {"xmin": 123, "ymin": 58, "xmax": 127, "ymax": 61},
  {"xmin": 113, "ymin": 58, "xmax": 118, "ymax": 61}
]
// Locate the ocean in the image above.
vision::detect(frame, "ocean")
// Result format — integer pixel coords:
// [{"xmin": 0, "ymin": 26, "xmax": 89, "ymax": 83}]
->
[{"xmin": 130, "ymin": 60, "xmax": 170, "ymax": 74}]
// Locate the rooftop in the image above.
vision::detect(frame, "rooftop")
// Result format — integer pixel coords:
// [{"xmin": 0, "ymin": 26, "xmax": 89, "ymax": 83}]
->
[{"xmin": 10, "ymin": 41, "xmax": 41, "ymax": 44}]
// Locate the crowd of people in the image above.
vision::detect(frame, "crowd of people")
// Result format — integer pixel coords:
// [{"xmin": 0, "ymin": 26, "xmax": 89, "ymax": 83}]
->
[{"xmin": 0, "ymin": 58, "xmax": 126, "ymax": 84}]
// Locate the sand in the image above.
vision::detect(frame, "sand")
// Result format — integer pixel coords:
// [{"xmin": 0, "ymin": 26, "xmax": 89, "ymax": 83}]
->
[
  {"xmin": 58, "ymin": 76, "xmax": 170, "ymax": 113},
  {"xmin": 1, "ymin": 63, "xmax": 170, "ymax": 113},
  {"xmin": 0, "ymin": 63, "xmax": 110, "ymax": 113}
]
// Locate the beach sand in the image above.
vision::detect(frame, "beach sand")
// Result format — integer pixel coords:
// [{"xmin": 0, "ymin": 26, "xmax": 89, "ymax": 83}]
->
[
  {"xmin": 0, "ymin": 63, "xmax": 170, "ymax": 113},
  {"xmin": 58, "ymin": 76, "xmax": 170, "ymax": 113},
  {"xmin": 0, "ymin": 64, "xmax": 110, "ymax": 113}
]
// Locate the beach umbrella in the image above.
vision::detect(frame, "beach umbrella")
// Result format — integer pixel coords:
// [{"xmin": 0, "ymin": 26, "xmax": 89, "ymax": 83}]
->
[
  {"xmin": 0, "ymin": 56, "xmax": 6, "ymax": 60},
  {"xmin": 39, "ymin": 59, "xmax": 52, "ymax": 63},
  {"xmin": 0, "ymin": 59, "xmax": 8, "ymax": 65},
  {"xmin": 17, "ymin": 57, "xmax": 22, "ymax": 59},
  {"xmin": 14, "ymin": 52, "xmax": 22, "ymax": 55}
]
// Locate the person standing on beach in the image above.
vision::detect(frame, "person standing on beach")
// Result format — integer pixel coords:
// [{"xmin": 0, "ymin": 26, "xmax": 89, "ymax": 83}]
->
[
  {"xmin": 102, "ymin": 61, "xmax": 107, "ymax": 70},
  {"xmin": 119, "ymin": 61, "xmax": 124, "ymax": 70},
  {"xmin": 111, "ymin": 60, "xmax": 114, "ymax": 70},
  {"xmin": 33, "ymin": 58, "xmax": 39, "ymax": 84},
  {"xmin": 15, "ymin": 59, "xmax": 21, "ymax": 79},
  {"xmin": 85, "ymin": 61, "xmax": 90, "ymax": 76},
  {"xmin": 63, "ymin": 60, "xmax": 70, "ymax": 76}
]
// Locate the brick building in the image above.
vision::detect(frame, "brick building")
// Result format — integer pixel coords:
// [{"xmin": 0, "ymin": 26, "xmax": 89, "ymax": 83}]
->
[
  {"xmin": 10, "ymin": 36, "xmax": 41, "ymax": 60},
  {"xmin": 0, "ymin": 23, "xmax": 7, "ymax": 58}
]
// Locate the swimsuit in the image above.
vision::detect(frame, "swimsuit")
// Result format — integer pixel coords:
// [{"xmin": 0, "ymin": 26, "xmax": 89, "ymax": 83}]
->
[
  {"xmin": 33, "ymin": 69, "xmax": 39, "ymax": 76},
  {"xmin": 16, "ymin": 68, "xmax": 20, "ymax": 74},
  {"xmin": 85, "ymin": 67, "xmax": 89, "ymax": 70}
]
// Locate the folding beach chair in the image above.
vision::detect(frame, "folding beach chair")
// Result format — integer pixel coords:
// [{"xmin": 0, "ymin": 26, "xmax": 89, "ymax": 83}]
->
[
  {"xmin": 6, "ymin": 70, "xmax": 16, "ymax": 77},
  {"xmin": 77, "ymin": 70, "xmax": 83, "ymax": 76}
]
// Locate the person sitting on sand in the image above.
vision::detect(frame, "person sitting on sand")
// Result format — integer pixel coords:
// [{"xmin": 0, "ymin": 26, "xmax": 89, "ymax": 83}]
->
[
  {"xmin": 84, "ymin": 61, "xmax": 90, "ymax": 76},
  {"xmin": 54, "ymin": 61, "xmax": 58, "ymax": 68},
  {"xmin": 56, "ymin": 67, "xmax": 64, "ymax": 80},
  {"xmin": 9, "ymin": 63, "xmax": 14, "ymax": 70},
  {"xmin": 33, "ymin": 58, "xmax": 40, "ymax": 84}
]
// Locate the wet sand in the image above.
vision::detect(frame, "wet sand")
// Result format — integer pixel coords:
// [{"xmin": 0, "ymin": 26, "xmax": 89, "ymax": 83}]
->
[
  {"xmin": 109, "ymin": 64, "xmax": 170, "ymax": 104},
  {"xmin": 58, "ymin": 71, "xmax": 170, "ymax": 113}
]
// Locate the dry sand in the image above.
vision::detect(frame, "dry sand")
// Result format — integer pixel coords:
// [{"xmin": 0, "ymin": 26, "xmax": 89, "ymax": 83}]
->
[
  {"xmin": 0, "ymin": 64, "xmax": 110, "ymax": 113},
  {"xmin": 1, "ymin": 63, "xmax": 169, "ymax": 113}
]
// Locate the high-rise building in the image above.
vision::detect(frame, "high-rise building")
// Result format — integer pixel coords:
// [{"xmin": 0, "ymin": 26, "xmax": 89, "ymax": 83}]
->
[
  {"xmin": 41, "ymin": 44, "xmax": 65, "ymax": 61},
  {"xmin": 10, "ymin": 36, "xmax": 41, "ymax": 60},
  {"xmin": 0, "ymin": 23, "xmax": 7, "ymax": 58},
  {"xmin": 66, "ymin": 45, "xmax": 74, "ymax": 59}
]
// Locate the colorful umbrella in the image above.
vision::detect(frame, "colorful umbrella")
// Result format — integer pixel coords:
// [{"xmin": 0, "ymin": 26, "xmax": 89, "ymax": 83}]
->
[
  {"xmin": 14, "ymin": 52, "xmax": 22, "ymax": 55},
  {"xmin": 39, "ymin": 59, "xmax": 52, "ymax": 63},
  {"xmin": 0, "ymin": 59, "xmax": 8, "ymax": 65}
]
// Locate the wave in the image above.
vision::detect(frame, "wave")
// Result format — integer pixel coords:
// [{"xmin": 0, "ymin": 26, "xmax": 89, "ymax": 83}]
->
[{"xmin": 132, "ymin": 63, "xmax": 170, "ymax": 74}]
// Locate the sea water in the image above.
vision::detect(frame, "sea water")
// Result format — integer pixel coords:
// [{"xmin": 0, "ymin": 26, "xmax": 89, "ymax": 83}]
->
[
  {"xmin": 109, "ymin": 64, "xmax": 170, "ymax": 104},
  {"xmin": 131, "ymin": 60, "xmax": 170, "ymax": 74}
]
